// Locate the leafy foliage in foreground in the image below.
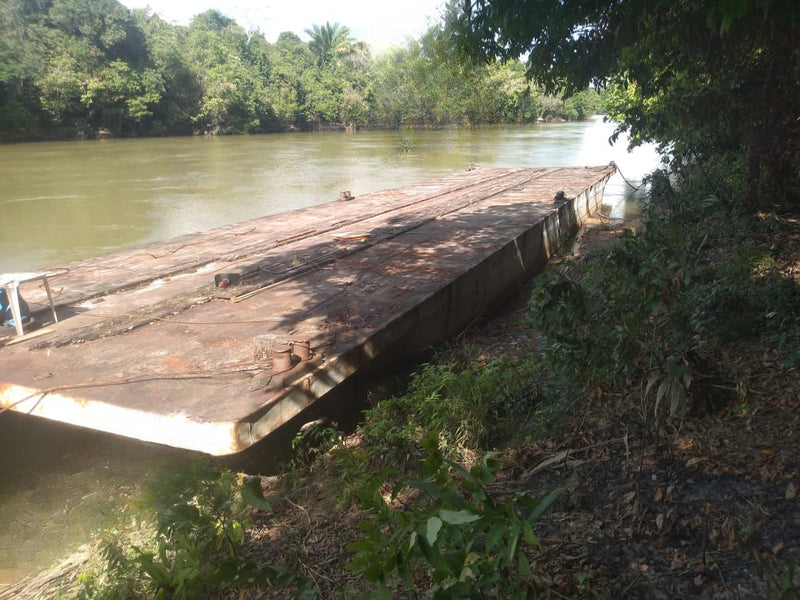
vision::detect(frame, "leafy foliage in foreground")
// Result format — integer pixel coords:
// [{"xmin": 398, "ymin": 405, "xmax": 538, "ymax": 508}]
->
[
  {"xmin": 336, "ymin": 356, "xmax": 571, "ymax": 485},
  {"xmin": 362, "ymin": 359, "xmax": 537, "ymax": 456},
  {"xmin": 76, "ymin": 467, "xmax": 308, "ymax": 599},
  {"xmin": 284, "ymin": 348, "xmax": 571, "ymax": 597},
  {"xmin": 277, "ymin": 353, "xmax": 569, "ymax": 597},
  {"xmin": 529, "ymin": 166, "xmax": 800, "ymax": 424},
  {"xmin": 348, "ymin": 440, "xmax": 561, "ymax": 599}
]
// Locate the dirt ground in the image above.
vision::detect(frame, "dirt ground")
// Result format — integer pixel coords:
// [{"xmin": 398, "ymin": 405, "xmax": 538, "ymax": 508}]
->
[{"xmin": 244, "ymin": 214, "xmax": 800, "ymax": 599}]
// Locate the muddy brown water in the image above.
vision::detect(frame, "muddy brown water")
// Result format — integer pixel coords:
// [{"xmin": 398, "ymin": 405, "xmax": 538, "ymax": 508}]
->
[{"xmin": 0, "ymin": 119, "xmax": 660, "ymax": 582}]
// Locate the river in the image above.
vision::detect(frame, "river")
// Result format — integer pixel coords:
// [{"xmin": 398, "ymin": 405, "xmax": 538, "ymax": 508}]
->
[
  {"xmin": 0, "ymin": 118, "xmax": 661, "ymax": 583},
  {"xmin": 0, "ymin": 117, "xmax": 659, "ymax": 272}
]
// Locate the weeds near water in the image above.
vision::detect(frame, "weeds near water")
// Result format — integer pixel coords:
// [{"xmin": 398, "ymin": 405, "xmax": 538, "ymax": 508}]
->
[
  {"xmin": 397, "ymin": 136, "xmax": 413, "ymax": 154},
  {"xmin": 347, "ymin": 438, "xmax": 561, "ymax": 598},
  {"xmin": 76, "ymin": 466, "xmax": 309, "ymax": 599},
  {"xmin": 527, "ymin": 163, "xmax": 800, "ymax": 426},
  {"xmin": 354, "ymin": 358, "xmax": 545, "ymax": 470},
  {"xmin": 289, "ymin": 422, "xmax": 344, "ymax": 471}
]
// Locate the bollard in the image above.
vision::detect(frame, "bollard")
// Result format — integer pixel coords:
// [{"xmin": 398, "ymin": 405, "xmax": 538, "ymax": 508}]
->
[
  {"xmin": 292, "ymin": 338, "xmax": 311, "ymax": 361},
  {"xmin": 272, "ymin": 343, "xmax": 293, "ymax": 371}
]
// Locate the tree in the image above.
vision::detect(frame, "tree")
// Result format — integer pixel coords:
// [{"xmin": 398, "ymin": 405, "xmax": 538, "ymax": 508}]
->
[
  {"xmin": 81, "ymin": 60, "xmax": 140, "ymax": 132},
  {"xmin": 0, "ymin": 0, "xmax": 601, "ymax": 138},
  {"xmin": 0, "ymin": 0, "xmax": 159, "ymax": 137},
  {"xmin": 184, "ymin": 10, "xmax": 273, "ymax": 134},
  {"xmin": 297, "ymin": 23, "xmax": 373, "ymax": 129},
  {"xmin": 266, "ymin": 32, "xmax": 316, "ymax": 128},
  {"xmin": 371, "ymin": 24, "xmax": 543, "ymax": 128},
  {"xmin": 132, "ymin": 10, "xmax": 198, "ymax": 134},
  {"xmin": 305, "ymin": 22, "xmax": 353, "ymax": 66},
  {"xmin": 0, "ymin": 37, "xmax": 42, "ymax": 138},
  {"xmin": 451, "ymin": 0, "xmax": 800, "ymax": 208},
  {"xmin": 45, "ymin": 0, "xmax": 147, "ymax": 65}
]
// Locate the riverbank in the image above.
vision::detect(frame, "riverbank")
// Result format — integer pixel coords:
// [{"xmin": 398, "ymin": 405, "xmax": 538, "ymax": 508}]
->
[
  {"xmin": 249, "ymin": 205, "xmax": 799, "ymax": 598},
  {"xmin": 234, "ymin": 209, "xmax": 799, "ymax": 599},
  {"xmin": 0, "ymin": 2, "xmax": 601, "ymax": 144},
  {"xmin": 11, "ymin": 180, "xmax": 798, "ymax": 597}
]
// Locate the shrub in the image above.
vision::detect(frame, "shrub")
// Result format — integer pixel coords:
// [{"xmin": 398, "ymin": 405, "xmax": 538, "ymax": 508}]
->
[
  {"xmin": 357, "ymin": 358, "xmax": 544, "ymax": 469},
  {"xmin": 347, "ymin": 441, "xmax": 561, "ymax": 599},
  {"xmin": 77, "ymin": 467, "xmax": 308, "ymax": 599},
  {"xmin": 527, "ymin": 161, "xmax": 800, "ymax": 424}
]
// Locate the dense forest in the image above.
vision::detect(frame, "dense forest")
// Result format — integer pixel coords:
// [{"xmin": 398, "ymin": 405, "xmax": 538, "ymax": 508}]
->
[{"xmin": 0, "ymin": 0, "xmax": 600, "ymax": 141}]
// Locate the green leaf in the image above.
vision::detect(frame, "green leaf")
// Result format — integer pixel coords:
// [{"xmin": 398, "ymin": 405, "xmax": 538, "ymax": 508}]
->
[
  {"xmin": 407, "ymin": 479, "xmax": 442, "ymax": 497},
  {"xmin": 439, "ymin": 509, "xmax": 482, "ymax": 525},
  {"xmin": 408, "ymin": 530, "xmax": 418, "ymax": 551},
  {"xmin": 408, "ymin": 480, "xmax": 466, "ymax": 508},
  {"xmin": 135, "ymin": 553, "xmax": 172, "ymax": 585},
  {"xmin": 229, "ymin": 520, "xmax": 245, "ymax": 547},
  {"xmin": 443, "ymin": 458, "xmax": 472, "ymax": 481},
  {"xmin": 206, "ymin": 560, "xmax": 237, "ymax": 585},
  {"xmin": 397, "ymin": 551, "xmax": 413, "ymax": 587},
  {"xmin": 518, "ymin": 551, "xmax": 532, "ymax": 576},
  {"xmin": 527, "ymin": 487, "xmax": 563, "ymax": 523},
  {"xmin": 426, "ymin": 516, "xmax": 443, "ymax": 545},
  {"xmin": 522, "ymin": 520, "xmax": 538, "ymax": 546},
  {"xmin": 347, "ymin": 540, "xmax": 375, "ymax": 552},
  {"xmin": 418, "ymin": 535, "xmax": 450, "ymax": 573},
  {"xmin": 485, "ymin": 522, "xmax": 505, "ymax": 551},
  {"xmin": 275, "ymin": 570, "xmax": 297, "ymax": 588},
  {"xmin": 507, "ymin": 522, "xmax": 521, "ymax": 563},
  {"xmin": 445, "ymin": 551, "xmax": 467, "ymax": 579},
  {"xmin": 240, "ymin": 476, "xmax": 273, "ymax": 511}
]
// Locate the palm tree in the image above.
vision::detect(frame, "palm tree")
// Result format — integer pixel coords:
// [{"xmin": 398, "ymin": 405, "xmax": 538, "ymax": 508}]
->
[{"xmin": 305, "ymin": 22, "xmax": 353, "ymax": 66}]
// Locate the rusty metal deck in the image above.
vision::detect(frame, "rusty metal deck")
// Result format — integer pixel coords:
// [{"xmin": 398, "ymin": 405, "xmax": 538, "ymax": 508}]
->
[{"xmin": 0, "ymin": 166, "xmax": 614, "ymax": 455}]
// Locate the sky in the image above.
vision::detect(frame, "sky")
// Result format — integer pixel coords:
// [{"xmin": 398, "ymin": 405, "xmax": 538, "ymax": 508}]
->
[{"xmin": 118, "ymin": 0, "xmax": 447, "ymax": 51}]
